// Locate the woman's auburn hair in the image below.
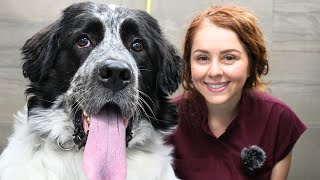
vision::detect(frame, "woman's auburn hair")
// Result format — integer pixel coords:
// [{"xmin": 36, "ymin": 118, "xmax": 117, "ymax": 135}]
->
[{"xmin": 182, "ymin": 4, "xmax": 269, "ymax": 92}]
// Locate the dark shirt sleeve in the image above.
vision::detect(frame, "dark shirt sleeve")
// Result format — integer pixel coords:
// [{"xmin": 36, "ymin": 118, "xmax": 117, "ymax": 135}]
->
[{"xmin": 274, "ymin": 107, "xmax": 307, "ymax": 163}]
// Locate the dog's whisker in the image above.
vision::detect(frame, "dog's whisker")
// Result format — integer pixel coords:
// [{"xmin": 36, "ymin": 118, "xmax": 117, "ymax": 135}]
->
[
  {"xmin": 69, "ymin": 86, "xmax": 95, "ymax": 113},
  {"xmin": 138, "ymin": 68, "xmax": 151, "ymax": 72},
  {"xmin": 70, "ymin": 96, "xmax": 86, "ymax": 115},
  {"xmin": 134, "ymin": 104, "xmax": 142, "ymax": 120},
  {"xmin": 137, "ymin": 101, "xmax": 152, "ymax": 123},
  {"xmin": 144, "ymin": 114, "xmax": 164, "ymax": 122},
  {"xmin": 74, "ymin": 98, "xmax": 85, "ymax": 111},
  {"xmin": 138, "ymin": 90, "xmax": 156, "ymax": 108},
  {"xmin": 36, "ymin": 98, "xmax": 55, "ymax": 104},
  {"xmin": 139, "ymin": 91, "xmax": 156, "ymax": 111},
  {"xmin": 138, "ymin": 97, "xmax": 158, "ymax": 124}
]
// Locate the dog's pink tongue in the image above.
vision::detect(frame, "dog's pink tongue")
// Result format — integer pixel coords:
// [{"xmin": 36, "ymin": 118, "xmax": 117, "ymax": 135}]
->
[{"xmin": 83, "ymin": 110, "xmax": 126, "ymax": 180}]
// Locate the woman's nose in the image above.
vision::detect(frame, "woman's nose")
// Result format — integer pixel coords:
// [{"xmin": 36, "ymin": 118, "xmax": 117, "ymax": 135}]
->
[{"xmin": 207, "ymin": 60, "xmax": 223, "ymax": 77}]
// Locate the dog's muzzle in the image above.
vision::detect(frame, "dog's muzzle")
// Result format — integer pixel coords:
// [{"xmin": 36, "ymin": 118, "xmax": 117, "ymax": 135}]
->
[{"xmin": 72, "ymin": 60, "xmax": 135, "ymax": 149}]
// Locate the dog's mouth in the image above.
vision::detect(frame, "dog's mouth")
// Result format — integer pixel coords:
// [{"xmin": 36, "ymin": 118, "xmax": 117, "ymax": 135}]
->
[
  {"xmin": 72, "ymin": 104, "xmax": 131, "ymax": 178},
  {"xmin": 82, "ymin": 110, "xmax": 129, "ymax": 135},
  {"xmin": 73, "ymin": 104, "xmax": 133, "ymax": 149}
]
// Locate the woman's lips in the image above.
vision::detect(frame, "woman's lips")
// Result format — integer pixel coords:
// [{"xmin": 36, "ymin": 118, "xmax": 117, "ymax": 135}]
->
[{"xmin": 205, "ymin": 82, "xmax": 229, "ymax": 92}]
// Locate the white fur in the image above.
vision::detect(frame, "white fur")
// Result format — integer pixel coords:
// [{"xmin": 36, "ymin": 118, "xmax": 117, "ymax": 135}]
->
[
  {"xmin": 107, "ymin": 4, "xmax": 118, "ymax": 11},
  {"xmin": 0, "ymin": 108, "xmax": 177, "ymax": 180}
]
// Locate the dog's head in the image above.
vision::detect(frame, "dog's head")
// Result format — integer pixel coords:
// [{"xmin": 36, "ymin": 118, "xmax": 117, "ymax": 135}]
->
[{"xmin": 21, "ymin": 2, "xmax": 181, "ymax": 149}]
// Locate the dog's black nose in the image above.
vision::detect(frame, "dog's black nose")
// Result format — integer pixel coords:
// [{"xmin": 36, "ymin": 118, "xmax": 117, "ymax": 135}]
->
[{"xmin": 98, "ymin": 61, "xmax": 131, "ymax": 91}]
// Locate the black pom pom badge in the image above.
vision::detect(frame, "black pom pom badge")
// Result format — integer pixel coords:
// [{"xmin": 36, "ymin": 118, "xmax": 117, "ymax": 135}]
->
[{"xmin": 241, "ymin": 145, "xmax": 266, "ymax": 176}]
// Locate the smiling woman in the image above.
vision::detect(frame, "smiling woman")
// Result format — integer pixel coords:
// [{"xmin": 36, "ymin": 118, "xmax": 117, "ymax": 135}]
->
[
  {"xmin": 190, "ymin": 20, "xmax": 249, "ymax": 108},
  {"xmin": 168, "ymin": 4, "xmax": 306, "ymax": 180}
]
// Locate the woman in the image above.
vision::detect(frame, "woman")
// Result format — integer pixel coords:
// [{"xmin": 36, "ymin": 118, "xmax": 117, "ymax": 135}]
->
[{"xmin": 169, "ymin": 4, "xmax": 306, "ymax": 180}]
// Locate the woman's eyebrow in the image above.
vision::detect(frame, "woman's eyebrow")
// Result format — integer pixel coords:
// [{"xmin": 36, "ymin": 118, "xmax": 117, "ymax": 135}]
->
[
  {"xmin": 192, "ymin": 49, "xmax": 210, "ymax": 54},
  {"xmin": 193, "ymin": 49, "xmax": 241, "ymax": 54},
  {"xmin": 220, "ymin": 49, "xmax": 241, "ymax": 54}
]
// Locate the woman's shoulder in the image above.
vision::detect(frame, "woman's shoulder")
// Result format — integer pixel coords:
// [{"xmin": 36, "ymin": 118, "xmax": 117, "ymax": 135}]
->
[
  {"xmin": 241, "ymin": 89, "xmax": 306, "ymax": 163},
  {"xmin": 243, "ymin": 88, "xmax": 293, "ymax": 112},
  {"xmin": 241, "ymin": 88, "xmax": 306, "ymax": 128},
  {"xmin": 242, "ymin": 88, "xmax": 306, "ymax": 137}
]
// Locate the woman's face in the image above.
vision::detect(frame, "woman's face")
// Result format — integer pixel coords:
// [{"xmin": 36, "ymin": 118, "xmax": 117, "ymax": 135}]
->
[{"xmin": 190, "ymin": 21, "xmax": 249, "ymax": 106}]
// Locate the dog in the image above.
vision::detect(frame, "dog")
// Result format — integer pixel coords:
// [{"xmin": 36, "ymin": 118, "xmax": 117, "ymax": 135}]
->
[{"xmin": 0, "ymin": 2, "xmax": 181, "ymax": 180}]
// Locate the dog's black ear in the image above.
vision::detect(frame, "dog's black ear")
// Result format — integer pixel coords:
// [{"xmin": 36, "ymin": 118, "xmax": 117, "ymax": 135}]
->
[
  {"xmin": 156, "ymin": 40, "xmax": 182, "ymax": 95},
  {"xmin": 133, "ymin": 10, "xmax": 182, "ymax": 95},
  {"xmin": 21, "ymin": 21, "xmax": 60, "ymax": 82}
]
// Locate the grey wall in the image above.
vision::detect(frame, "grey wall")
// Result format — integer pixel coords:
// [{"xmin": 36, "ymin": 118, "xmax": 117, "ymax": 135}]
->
[
  {"xmin": 269, "ymin": 0, "xmax": 320, "ymax": 178},
  {"xmin": 0, "ymin": 0, "xmax": 319, "ymax": 179}
]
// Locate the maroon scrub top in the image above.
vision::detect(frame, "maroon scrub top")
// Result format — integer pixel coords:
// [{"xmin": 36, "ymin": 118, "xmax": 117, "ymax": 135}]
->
[{"xmin": 168, "ymin": 89, "xmax": 306, "ymax": 180}]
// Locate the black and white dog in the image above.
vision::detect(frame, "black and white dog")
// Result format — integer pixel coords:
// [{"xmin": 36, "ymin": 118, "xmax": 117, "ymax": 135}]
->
[{"xmin": 0, "ymin": 2, "xmax": 181, "ymax": 180}]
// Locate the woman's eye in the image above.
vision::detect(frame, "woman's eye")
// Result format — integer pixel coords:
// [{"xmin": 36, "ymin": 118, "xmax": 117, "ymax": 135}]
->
[
  {"xmin": 77, "ymin": 36, "xmax": 91, "ymax": 48},
  {"xmin": 197, "ymin": 56, "xmax": 209, "ymax": 61},
  {"xmin": 223, "ymin": 55, "xmax": 236, "ymax": 63},
  {"xmin": 131, "ymin": 40, "xmax": 144, "ymax": 52}
]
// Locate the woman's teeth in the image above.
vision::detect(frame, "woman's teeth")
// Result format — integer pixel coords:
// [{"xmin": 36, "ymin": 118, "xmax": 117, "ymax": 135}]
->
[{"xmin": 208, "ymin": 82, "xmax": 228, "ymax": 89}]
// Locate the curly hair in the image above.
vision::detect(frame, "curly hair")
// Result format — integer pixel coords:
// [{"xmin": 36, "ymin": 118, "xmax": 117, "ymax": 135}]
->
[{"xmin": 182, "ymin": 5, "xmax": 269, "ymax": 92}]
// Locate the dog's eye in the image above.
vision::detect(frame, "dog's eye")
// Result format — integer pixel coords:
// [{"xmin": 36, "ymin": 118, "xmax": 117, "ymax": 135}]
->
[
  {"xmin": 77, "ymin": 36, "xmax": 91, "ymax": 48},
  {"xmin": 131, "ymin": 40, "xmax": 144, "ymax": 52}
]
